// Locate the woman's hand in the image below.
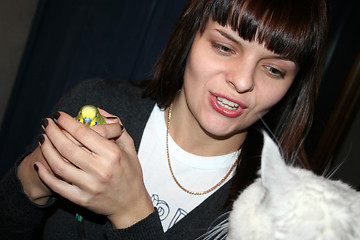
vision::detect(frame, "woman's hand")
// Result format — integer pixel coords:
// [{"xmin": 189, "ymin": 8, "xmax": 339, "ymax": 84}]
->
[
  {"xmin": 18, "ymin": 144, "xmax": 53, "ymax": 205},
  {"xmin": 34, "ymin": 111, "xmax": 154, "ymax": 228},
  {"xmin": 17, "ymin": 109, "xmax": 122, "ymax": 205}
]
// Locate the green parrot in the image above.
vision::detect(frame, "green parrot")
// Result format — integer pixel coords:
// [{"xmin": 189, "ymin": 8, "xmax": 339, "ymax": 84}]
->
[{"xmin": 75, "ymin": 105, "xmax": 107, "ymax": 126}]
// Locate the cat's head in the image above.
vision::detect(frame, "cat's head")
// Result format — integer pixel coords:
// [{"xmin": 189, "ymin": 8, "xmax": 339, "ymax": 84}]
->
[{"xmin": 227, "ymin": 132, "xmax": 360, "ymax": 240}]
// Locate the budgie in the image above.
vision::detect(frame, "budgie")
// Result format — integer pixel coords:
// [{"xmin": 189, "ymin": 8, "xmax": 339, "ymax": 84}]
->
[{"xmin": 75, "ymin": 105, "xmax": 106, "ymax": 126}]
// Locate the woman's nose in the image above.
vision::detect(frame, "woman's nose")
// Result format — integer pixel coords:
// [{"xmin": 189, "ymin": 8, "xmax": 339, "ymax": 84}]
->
[{"xmin": 226, "ymin": 63, "xmax": 255, "ymax": 93}]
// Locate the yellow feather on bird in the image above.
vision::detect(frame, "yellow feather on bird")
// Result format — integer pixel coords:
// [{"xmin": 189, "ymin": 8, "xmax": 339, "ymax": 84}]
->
[{"xmin": 75, "ymin": 105, "xmax": 107, "ymax": 126}]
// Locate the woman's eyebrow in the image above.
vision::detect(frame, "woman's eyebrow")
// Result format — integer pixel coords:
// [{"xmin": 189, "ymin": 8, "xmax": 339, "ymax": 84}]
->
[{"xmin": 215, "ymin": 29, "xmax": 239, "ymax": 44}]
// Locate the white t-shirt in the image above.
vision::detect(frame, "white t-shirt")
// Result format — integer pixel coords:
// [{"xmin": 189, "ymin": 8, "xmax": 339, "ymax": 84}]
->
[{"xmin": 138, "ymin": 105, "xmax": 240, "ymax": 232}]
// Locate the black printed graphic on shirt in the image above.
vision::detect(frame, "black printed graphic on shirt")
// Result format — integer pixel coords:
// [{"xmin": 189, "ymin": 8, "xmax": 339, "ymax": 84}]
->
[
  {"xmin": 151, "ymin": 194, "xmax": 188, "ymax": 230},
  {"xmin": 167, "ymin": 208, "xmax": 187, "ymax": 230},
  {"xmin": 151, "ymin": 194, "xmax": 170, "ymax": 220}
]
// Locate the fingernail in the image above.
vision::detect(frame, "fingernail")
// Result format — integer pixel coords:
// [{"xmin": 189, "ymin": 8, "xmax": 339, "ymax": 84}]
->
[
  {"xmin": 34, "ymin": 164, "xmax": 38, "ymax": 172},
  {"xmin": 120, "ymin": 124, "xmax": 125, "ymax": 132},
  {"xmin": 41, "ymin": 118, "xmax": 48, "ymax": 128},
  {"xmin": 52, "ymin": 111, "xmax": 60, "ymax": 120},
  {"xmin": 38, "ymin": 135, "xmax": 45, "ymax": 145},
  {"xmin": 106, "ymin": 116, "xmax": 117, "ymax": 119}
]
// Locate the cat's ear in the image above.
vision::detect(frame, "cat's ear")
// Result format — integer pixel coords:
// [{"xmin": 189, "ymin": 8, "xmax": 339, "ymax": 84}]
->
[{"xmin": 261, "ymin": 131, "xmax": 295, "ymax": 191}]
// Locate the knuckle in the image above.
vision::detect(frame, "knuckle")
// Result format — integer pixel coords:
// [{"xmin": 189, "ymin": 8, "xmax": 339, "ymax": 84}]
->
[
  {"xmin": 107, "ymin": 145, "xmax": 122, "ymax": 162},
  {"xmin": 73, "ymin": 125, "xmax": 89, "ymax": 139},
  {"xmin": 78, "ymin": 194, "xmax": 90, "ymax": 206},
  {"xmin": 98, "ymin": 170, "xmax": 113, "ymax": 183},
  {"xmin": 58, "ymin": 143, "xmax": 78, "ymax": 161},
  {"xmin": 87, "ymin": 182, "xmax": 101, "ymax": 194},
  {"xmin": 60, "ymin": 142, "xmax": 74, "ymax": 155},
  {"xmin": 92, "ymin": 125, "xmax": 107, "ymax": 138},
  {"xmin": 52, "ymin": 162, "xmax": 66, "ymax": 175},
  {"xmin": 95, "ymin": 160, "xmax": 118, "ymax": 184},
  {"xmin": 91, "ymin": 164, "xmax": 114, "ymax": 184}
]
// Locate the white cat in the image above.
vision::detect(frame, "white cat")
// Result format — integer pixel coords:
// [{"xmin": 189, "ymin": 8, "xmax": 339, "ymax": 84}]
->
[{"xmin": 203, "ymin": 132, "xmax": 360, "ymax": 240}]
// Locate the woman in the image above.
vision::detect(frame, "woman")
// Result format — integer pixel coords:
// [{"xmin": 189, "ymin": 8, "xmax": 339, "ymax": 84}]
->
[{"xmin": 0, "ymin": 0, "xmax": 328, "ymax": 239}]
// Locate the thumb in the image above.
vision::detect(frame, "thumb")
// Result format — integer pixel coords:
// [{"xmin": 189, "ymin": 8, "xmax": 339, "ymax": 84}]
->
[{"xmin": 97, "ymin": 107, "xmax": 120, "ymax": 124}]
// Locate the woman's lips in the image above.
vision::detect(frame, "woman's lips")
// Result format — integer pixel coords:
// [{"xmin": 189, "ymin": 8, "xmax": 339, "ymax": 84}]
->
[{"xmin": 209, "ymin": 93, "xmax": 247, "ymax": 118}]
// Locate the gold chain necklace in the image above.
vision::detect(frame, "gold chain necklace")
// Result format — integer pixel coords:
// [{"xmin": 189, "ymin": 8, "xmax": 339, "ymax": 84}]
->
[{"xmin": 166, "ymin": 103, "xmax": 239, "ymax": 195}]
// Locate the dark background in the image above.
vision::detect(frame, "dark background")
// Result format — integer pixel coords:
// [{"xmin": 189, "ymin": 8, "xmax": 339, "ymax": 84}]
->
[{"xmin": 0, "ymin": 0, "xmax": 359, "ymax": 188}]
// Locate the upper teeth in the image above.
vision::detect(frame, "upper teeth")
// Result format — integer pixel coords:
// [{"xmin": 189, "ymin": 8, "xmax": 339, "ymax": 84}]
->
[{"xmin": 216, "ymin": 97, "xmax": 239, "ymax": 109}]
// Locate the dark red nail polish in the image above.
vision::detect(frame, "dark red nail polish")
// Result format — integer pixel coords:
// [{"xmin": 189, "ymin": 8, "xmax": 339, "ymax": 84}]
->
[
  {"xmin": 34, "ymin": 164, "xmax": 38, "ymax": 172},
  {"xmin": 53, "ymin": 111, "xmax": 60, "ymax": 120},
  {"xmin": 41, "ymin": 118, "xmax": 48, "ymax": 128},
  {"xmin": 38, "ymin": 135, "xmax": 45, "ymax": 145}
]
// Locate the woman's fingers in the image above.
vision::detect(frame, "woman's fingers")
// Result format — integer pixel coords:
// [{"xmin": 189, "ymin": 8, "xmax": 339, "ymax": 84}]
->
[
  {"xmin": 114, "ymin": 126, "xmax": 135, "ymax": 153},
  {"xmin": 93, "ymin": 108, "xmax": 125, "ymax": 138},
  {"xmin": 53, "ymin": 112, "xmax": 123, "ymax": 157},
  {"xmin": 42, "ymin": 118, "xmax": 91, "ymax": 163},
  {"xmin": 91, "ymin": 122, "xmax": 125, "ymax": 140},
  {"xmin": 97, "ymin": 108, "xmax": 117, "ymax": 121},
  {"xmin": 41, "ymin": 117, "xmax": 101, "ymax": 183},
  {"xmin": 38, "ymin": 133, "xmax": 89, "ymax": 187},
  {"xmin": 35, "ymin": 161, "xmax": 85, "ymax": 204},
  {"xmin": 41, "ymin": 112, "xmax": 125, "ymax": 180}
]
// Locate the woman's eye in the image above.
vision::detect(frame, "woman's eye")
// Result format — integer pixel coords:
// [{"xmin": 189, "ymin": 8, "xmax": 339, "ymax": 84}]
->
[
  {"xmin": 211, "ymin": 42, "xmax": 235, "ymax": 55},
  {"xmin": 265, "ymin": 66, "xmax": 285, "ymax": 78}
]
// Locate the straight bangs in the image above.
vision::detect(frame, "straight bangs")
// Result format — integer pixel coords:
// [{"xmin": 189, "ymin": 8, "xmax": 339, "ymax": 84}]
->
[{"xmin": 199, "ymin": 0, "xmax": 326, "ymax": 67}]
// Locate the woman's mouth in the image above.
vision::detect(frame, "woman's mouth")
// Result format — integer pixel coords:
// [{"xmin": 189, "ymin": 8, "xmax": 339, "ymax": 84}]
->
[{"xmin": 209, "ymin": 94, "xmax": 246, "ymax": 118}]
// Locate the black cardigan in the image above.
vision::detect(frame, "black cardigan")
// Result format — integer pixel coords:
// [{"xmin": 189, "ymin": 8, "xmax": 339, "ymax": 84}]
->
[{"xmin": 0, "ymin": 79, "xmax": 232, "ymax": 240}]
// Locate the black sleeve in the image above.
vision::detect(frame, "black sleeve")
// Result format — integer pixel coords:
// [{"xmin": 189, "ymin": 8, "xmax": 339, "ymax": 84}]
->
[
  {"xmin": 104, "ymin": 208, "xmax": 166, "ymax": 240},
  {"xmin": 0, "ymin": 157, "xmax": 56, "ymax": 239}
]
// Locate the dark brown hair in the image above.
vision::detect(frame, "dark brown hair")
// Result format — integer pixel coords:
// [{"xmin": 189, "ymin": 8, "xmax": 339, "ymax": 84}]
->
[{"xmin": 144, "ymin": 0, "xmax": 328, "ymax": 202}]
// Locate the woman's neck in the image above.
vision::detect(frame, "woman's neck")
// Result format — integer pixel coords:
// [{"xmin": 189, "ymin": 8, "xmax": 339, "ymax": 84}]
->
[{"xmin": 165, "ymin": 94, "xmax": 246, "ymax": 156}]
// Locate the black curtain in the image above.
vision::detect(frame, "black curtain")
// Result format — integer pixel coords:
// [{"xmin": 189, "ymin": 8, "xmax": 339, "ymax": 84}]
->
[
  {"xmin": 307, "ymin": 0, "xmax": 360, "ymax": 155},
  {"xmin": 0, "ymin": 0, "xmax": 187, "ymax": 177}
]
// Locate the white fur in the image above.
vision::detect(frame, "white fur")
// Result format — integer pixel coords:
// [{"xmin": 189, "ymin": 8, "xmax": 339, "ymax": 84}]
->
[{"xmin": 203, "ymin": 133, "xmax": 360, "ymax": 240}]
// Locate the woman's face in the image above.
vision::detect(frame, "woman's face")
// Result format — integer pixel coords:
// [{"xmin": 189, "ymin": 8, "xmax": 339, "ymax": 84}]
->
[{"xmin": 179, "ymin": 20, "xmax": 297, "ymax": 139}]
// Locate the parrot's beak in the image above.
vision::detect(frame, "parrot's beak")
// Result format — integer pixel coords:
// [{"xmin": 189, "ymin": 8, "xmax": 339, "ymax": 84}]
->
[{"xmin": 83, "ymin": 117, "xmax": 92, "ymax": 126}]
